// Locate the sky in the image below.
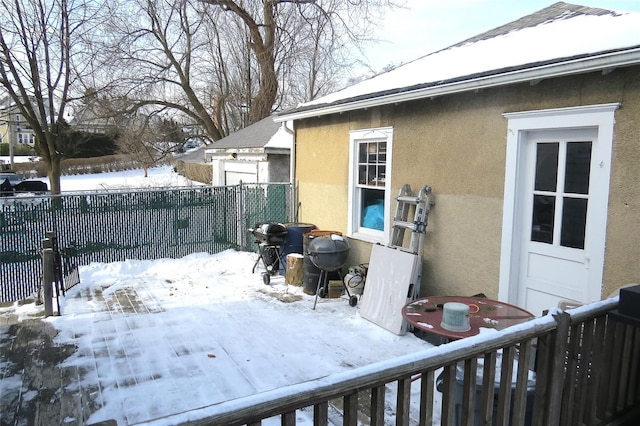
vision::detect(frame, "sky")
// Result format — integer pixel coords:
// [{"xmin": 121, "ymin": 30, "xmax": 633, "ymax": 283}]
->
[{"xmin": 363, "ymin": 0, "xmax": 640, "ymax": 70}]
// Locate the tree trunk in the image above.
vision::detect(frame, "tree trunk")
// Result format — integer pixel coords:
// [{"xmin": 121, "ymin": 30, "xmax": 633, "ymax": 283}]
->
[
  {"xmin": 250, "ymin": 1, "xmax": 278, "ymax": 123},
  {"xmin": 47, "ymin": 156, "xmax": 62, "ymax": 195},
  {"xmin": 250, "ymin": 60, "xmax": 278, "ymax": 123}
]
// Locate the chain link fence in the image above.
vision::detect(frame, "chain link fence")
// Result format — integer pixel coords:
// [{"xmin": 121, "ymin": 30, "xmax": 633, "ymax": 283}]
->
[{"xmin": 0, "ymin": 183, "xmax": 291, "ymax": 303}]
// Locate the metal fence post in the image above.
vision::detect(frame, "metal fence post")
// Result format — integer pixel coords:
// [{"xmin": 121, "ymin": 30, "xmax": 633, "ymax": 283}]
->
[
  {"xmin": 238, "ymin": 181, "xmax": 246, "ymax": 250},
  {"xmin": 291, "ymin": 181, "xmax": 299, "ymax": 223},
  {"xmin": 41, "ymin": 248, "xmax": 55, "ymax": 317},
  {"xmin": 38, "ymin": 237, "xmax": 54, "ymax": 305}
]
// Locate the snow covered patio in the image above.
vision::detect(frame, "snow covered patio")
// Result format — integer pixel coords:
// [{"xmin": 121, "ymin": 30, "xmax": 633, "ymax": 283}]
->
[{"xmin": 0, "ymin": 250, "xmax": 433, "ymax": 425}]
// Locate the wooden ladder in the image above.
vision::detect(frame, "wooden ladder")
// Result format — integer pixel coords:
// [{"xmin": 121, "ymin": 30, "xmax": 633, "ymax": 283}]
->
[{"xmin": 390, "ymin": 184, "xmax": 433, "ymax": 255}]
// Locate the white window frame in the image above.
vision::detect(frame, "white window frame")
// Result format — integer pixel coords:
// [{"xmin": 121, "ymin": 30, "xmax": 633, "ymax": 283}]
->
[{"xmin": 347, "ymin": 127, "xmax": 393, "ymax": 244}]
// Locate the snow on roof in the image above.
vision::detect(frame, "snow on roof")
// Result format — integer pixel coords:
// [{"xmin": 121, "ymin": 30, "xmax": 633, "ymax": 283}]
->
[
  {"xmin": 207, "ymin": 116, "xmax": 283, "ymax": 150},
  {"xmin": 276, "ymin": 2, "xmax": 640, "ymax": 120},
  {"xmin": 263, "ymin": 123, "xmax": 293, "ymax": 150}
]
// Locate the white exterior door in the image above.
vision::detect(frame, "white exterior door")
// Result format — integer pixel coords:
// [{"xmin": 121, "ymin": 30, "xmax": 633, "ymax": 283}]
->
[
  {"xmin": 499, "ymin": 104, "xmax": 619, "ymax": 316},
  {"xmin": 518, "ymin": 129, "xmax": 596, "ymax": 313}
]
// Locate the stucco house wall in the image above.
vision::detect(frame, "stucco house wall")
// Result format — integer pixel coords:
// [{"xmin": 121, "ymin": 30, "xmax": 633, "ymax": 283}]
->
[{"xmin": 293, "ymin": 66, "xmax": 640, "ymax": 300}]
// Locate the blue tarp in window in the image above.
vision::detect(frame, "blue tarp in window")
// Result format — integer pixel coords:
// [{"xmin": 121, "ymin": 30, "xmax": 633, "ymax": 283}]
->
[{"xmin": 362, "ymin": 200, "xmax": 384, "ymax": 231}]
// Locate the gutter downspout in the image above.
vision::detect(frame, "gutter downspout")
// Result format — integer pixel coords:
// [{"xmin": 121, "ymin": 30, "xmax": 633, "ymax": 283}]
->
[{"xmin": 281, "ymin": 121, "xmax": 298, "ymax": 222}]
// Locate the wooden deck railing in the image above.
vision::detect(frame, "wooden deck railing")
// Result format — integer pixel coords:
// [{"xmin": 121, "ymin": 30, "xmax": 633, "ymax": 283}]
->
[{"xmin": 145, "ymin": 297, "xmax": 639, "ymax": 426}]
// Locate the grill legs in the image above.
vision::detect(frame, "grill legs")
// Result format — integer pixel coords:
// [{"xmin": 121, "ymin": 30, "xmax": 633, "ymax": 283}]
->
[
  {"xmin": 252, "ymin": 243, "xmax": 283, "ymax": 284},
  {"xmin": 313, "ymin": 270, "xmax": 356, "ymax": 309}
]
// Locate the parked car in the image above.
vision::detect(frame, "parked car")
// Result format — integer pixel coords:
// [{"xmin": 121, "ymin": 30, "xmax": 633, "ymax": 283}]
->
[
  {"xmin": 1, "ymin": 172, "xmax": 21, "ymax": 196},
  {"xmin": 184, "ymin": 139, "xmax": 202, "ymax": 150},
  {"xmin": 14, "ymin": 180, "xmax": 48, "ymax": 194},
  {"xmin": 0, "ymin": 172, "xmax": 48, "ymax": 196},
  {"xmin": 0, "ymin": 172, "xmax": 23, "ymax": 186}
]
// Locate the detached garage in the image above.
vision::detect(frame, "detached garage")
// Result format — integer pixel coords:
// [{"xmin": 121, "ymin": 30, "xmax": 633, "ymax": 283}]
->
[{"xmin": 204, "ymin": 116, "xmax": 293, "ymax": 186}]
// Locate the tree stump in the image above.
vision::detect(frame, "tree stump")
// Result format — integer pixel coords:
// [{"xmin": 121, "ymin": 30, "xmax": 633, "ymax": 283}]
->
[{"xmin": 285, "ymin": 253, "xmax": 304, "ymax": 286}]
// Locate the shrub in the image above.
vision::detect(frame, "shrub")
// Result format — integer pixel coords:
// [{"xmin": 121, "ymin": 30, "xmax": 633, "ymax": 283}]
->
[
  {"xmin": 8, "ymin": 154, "xmax": 143, "ymax": 177},
  {"xmin": 0, "ymin": 143, "xmax": 36, "ymax": 156},
  {"xmin": 8, "ymin": 153, "xmax": 206, "ymax": 184},
  {"xmin": 66, "ymin": 131, "xmax": 119, "ymax": 158},
  {"xmin": 175, "ymin": 160, "xmax": 212, "ymax": 184}
]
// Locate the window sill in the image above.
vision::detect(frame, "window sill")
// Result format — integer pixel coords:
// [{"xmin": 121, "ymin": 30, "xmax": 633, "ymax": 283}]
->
[{"xmin": 349, "ymin": 230, "xmax": 388, "ymax": 246}]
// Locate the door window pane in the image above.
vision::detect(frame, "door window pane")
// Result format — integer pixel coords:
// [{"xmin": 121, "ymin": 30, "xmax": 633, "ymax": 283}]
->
[
  {"xmin": 561, "ymin": 198, "xmax": 588, "ymax": 249},
  {"xmin": 531, "ymin": 195, "xmax": 555, "ymax": 244},
  {"xmin": 534, "ymin": 143, "xmax": 559, "ymax": 192},
  {"xmin": 564, "ymin": 142, "xmax": 592, "ymax": 195}
]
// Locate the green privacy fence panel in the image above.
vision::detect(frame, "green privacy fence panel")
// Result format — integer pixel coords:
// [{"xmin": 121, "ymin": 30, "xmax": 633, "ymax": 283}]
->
[
  {"xmin": 0, "ymin": 183, "xmax": 291, "ymax": 303},
  {"xmin": 242, "ymin": 184, "xmax": 289, "ymax": 235},
  {"xmin": 0, "ymin": 199, "xmax": 51, "ymax": 303}
]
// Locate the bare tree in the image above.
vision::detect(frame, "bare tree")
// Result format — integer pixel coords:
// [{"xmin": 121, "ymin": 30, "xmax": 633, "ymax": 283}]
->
[
  {"xmin": 95, "ymin": 0, "xmax": 398, "ymax": 143},
  {"xmin": 273, "ymin": 1, "xmax": 351, "ymax": 107},
  {"xmin": 117, "ymin": 114, "xmax": 184, "ymax": 177},
  {"xmin": 93, "ymin": 0, "xmax": 227, "ymax": 143},
  {"xmin": 0, "ymin": 0, "xmax": 103, "ymax": 194},
  {"xmin": 201, "ymin": 0, "xmax": 401, "ymax": 116}
]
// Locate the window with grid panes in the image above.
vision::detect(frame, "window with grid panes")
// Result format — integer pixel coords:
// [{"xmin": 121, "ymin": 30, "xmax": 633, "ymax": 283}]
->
[
  {"xmin": 348, "ymin": 127, "xmax": 393, "ymax": 242},
  {"xmin": 18, "ymin": 133, "xmax": 35, "ymax": 144}
]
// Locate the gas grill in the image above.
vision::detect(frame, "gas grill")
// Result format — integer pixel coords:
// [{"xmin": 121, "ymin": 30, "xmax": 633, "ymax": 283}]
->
[{"xmin": 249, "ymin": 222, "xmax": 288, "ymax": 284}]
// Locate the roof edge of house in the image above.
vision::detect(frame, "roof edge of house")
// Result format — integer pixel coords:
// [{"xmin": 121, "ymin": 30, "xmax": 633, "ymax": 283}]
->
[{"xmin": 274, "ymin": 47, "xmax": 640, "ymax": 122}]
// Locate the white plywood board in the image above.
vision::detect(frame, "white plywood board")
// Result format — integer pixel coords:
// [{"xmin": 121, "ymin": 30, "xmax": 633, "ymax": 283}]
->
[{"xmin": 359, "ymin": 245, "xmax": 420, "ymax": 335}]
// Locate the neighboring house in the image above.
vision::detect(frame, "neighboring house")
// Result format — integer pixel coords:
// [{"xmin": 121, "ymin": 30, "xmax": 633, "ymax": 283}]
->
[
  {"xmin": 68, "ymin": 109, "xmax": 115, "ymax": 134},
  {"xmin": 0, "ymin": 101, "xmax": 36, "ymax": 149},
  {"xmin": 68, "ymin": 94, "xmax": 128, "ymax": 134},
  {"xmin": 203, "ymin": 116, "xmax": 293, "ymax": 185},
  {"xmin": 275, "ymin": 2, "xmax": 640, "ymax": 315}
]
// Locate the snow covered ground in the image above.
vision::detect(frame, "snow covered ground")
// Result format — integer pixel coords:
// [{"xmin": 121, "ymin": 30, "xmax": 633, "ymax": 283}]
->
[
  {"xmin": 1, "ymin": 166, "xmax": 439, "ymax": 425},
  {"xmin": 0, "ymin": 155, "xmax": 37, "ymax": 164},
  {"xmin": 55, "ymin": 253, "xmax": 436, "ymax": 424},
  {"xmin": 1, "ymin": 157, "xmax": 203, "ymax": 193},
  {"xmin": 48, "ymin": 165, "xmax": 204, "ymax": 192}
]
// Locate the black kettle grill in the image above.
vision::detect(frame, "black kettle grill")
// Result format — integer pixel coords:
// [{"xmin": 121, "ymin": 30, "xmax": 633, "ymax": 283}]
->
[{"xmin": 307, "ymin": 234, "xmax": 357, "ymax": 309}]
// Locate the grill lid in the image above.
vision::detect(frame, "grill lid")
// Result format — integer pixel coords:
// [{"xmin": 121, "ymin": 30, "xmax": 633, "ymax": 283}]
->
[
  {"xmin": 307, "ymin": 234, "xmax": 350, "ymax": 271},
  {"xmin": 254, "ymin": 222, "xmax": 287, "ymax": 235},
  {"xmin": 308, "ymin": 234, "xmax": 350, "ymax": 254}
]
